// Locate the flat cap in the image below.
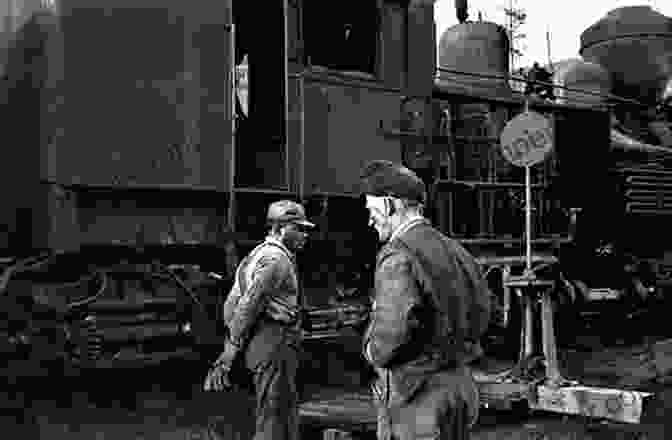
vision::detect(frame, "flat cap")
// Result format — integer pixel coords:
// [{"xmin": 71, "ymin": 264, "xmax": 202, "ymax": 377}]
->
[
  {"xmin": 267, "ymin": 200, "xmax": 315, "ymax": 228},
  {"xmin": 360, "ymin": 160, "xmax": 426, "ymax": 202}
]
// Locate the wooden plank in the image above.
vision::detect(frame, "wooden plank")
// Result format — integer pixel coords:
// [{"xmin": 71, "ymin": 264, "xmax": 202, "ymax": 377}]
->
[{"xmin": 299, "ymin": 388, "xmax": 377, "ymax": 430}]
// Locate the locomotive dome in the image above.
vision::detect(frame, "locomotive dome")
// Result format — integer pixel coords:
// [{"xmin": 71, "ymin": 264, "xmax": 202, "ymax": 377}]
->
[
  {"xmin": 437, "ymin": 21, "xmax": 511, "ymax": 96},
  {"xmin": 580, "ymin": 6, "xmax": 672, "ymax": 104},
  {"xmin": 580, "ymin": 6, "xmax": 672, "ymax": 50},
  {"xmin": 554, "ymin": 59, "xmax": 611, "ymax": 106},
  {"xmin": 556, "ymin": 60, "xmax": 610, "ymax": 86}
]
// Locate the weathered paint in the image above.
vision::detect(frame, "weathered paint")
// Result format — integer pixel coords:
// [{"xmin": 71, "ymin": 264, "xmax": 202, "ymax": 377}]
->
[{"xmin": 532, "ymin": 384, "xmax": 652, "ymax": 424}]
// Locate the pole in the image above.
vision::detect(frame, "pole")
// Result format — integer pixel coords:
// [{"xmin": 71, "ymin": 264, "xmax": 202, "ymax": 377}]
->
[
  {"xmin": 523, "ymin": 97, "xmax": 532, "ymax": 273},
  {"xmin": 546, "ymin": 28, "xmax": 552, "ymax": 70},
  {"xmin": 525, "ymin": 164, "xmax": 532, "ymax": 273},
  {"xmin": 508, "ymin": 0, "xmax": 514, "ymax": 73}
]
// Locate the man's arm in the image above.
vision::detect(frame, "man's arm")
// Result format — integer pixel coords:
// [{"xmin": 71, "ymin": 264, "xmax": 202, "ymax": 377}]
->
[
  {"xmin": 364, "ymin": 251, "xmax": 423, "ymax": 369},
  {"xmin": 227, "ymin": 253, "xmax": 285, "ymax": 348}
]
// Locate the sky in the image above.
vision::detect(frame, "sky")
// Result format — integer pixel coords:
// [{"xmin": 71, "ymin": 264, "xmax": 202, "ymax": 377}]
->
[{"xmin": 435, "ymin": 0, "xmax": 672, "ymax": 70}]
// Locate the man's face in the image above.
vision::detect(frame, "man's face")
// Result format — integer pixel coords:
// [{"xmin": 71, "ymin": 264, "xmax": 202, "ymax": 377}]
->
[
  {"xmin": 365, "ymin": 195, "xmax": 393, "ymax": 243},
  {"xmin": 280, "ymin": 223, "xmax": 310, "ymax": 251}
]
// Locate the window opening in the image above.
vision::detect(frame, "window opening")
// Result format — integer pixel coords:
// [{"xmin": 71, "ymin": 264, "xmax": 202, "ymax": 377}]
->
[{"xmin": 302, "ymin": 0, "xmax": 380, "ymax": 75}]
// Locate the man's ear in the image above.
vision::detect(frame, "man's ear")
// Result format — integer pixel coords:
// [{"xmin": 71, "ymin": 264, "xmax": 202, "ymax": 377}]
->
[{"xmin": 385, "ymin": 197, "xmax": 397, "ymax": 217}]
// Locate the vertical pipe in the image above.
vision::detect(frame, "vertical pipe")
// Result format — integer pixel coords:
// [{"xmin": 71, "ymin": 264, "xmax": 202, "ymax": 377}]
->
[
  {"xmin": 546, "ymin": 28, "xmax": 552, "ymax": 69},
  {"xmin": 283, "ymin": 0, "xmax": 290, "ymax": 191},
  {"xmin": 227, "ymin": 15, "xmax": 237, "ymax": 232},
  {"xmin": 502, "ymin": 266, "xmax": 511, "ymax": 327},
  {"xmin": 403, "ymin": 3, "xmax": 409, "ymax": 91},
  {"xmin": 298, "ymin": 74, "xmax": 305, "ymax": 200},
  {"xmin": 525, "ymin": 164, "xmax": 532, "ymax": 272}
]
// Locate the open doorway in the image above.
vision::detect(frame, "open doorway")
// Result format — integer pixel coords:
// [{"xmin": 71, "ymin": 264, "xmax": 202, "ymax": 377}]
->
[{"xmin": 233, "ymin": 1, "xmax": 288, "ymax": 189}]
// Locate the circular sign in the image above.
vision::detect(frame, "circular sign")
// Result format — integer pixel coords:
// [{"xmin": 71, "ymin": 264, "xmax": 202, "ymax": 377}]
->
[{"xmin": 499, "ymin": 111, "xmax": 553, "ymax": 167}]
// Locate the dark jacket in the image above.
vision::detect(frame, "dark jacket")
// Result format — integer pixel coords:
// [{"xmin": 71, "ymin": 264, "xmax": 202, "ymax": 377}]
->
[{"xmin": 364, "ymin": 219, "xmax": 491, "ymax": 406}]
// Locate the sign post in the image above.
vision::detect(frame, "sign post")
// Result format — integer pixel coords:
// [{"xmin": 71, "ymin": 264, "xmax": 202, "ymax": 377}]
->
[
  {"xmin": 499, "ymin": 107, "xmax": 553, "ymax": 272},
  {"xmin": 499, "ymin": 104, "xmax": 558, "ymax": 381},
  {"xmin": 489, "ymin": 105, "xmax": 654, "ymax": 425}
]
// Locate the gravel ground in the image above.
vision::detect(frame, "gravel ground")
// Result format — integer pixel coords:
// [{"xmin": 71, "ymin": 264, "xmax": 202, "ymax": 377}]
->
[
  {"xmin": 2, "ymin": 359, "xmax": 668, "ymax": 440},
  {"xmin": 5, "ymin": 386, "xmax": 664, "ymax": 440}
]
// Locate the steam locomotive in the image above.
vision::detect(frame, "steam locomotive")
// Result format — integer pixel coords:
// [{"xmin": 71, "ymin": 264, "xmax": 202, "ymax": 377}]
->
[{"xmin": 1, "ymin": 0, "xmax": 672, "ymax": 428}]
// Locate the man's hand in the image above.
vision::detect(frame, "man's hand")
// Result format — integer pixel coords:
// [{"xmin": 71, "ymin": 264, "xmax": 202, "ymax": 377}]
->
[
  {"xmin": 204, "ymin": 362, "xmax": 233, "ymax": 391},
  {"xmin": 203, "ymin": 340, "xmax": 239, "ymax": 392}
]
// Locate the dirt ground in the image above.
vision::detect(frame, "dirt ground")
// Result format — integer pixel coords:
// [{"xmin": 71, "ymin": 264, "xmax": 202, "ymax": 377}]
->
[
  {"xmin": 2, "ymin": 356, "xmax": 669, "ymax": 440},
  {"xmin": 4, "ymin": 382, "xmax": 665, "ymax": 440}
]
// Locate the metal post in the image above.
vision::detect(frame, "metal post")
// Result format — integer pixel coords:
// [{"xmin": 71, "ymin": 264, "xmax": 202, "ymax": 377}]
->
[
  {"xmin": 524, "ymin": 97, "xmax": 532, "ymax": 273},
  {"xmin": 502, "ymin": 265, "xmax": 511, "ymax": 327},
  {"xmin": 298, "ymin": 73, "xmax": 305, "ymax": 200},
  {"xmin": 541, "ymin": 289, "xmax": 560, "ymax": 384},
  {"xmin": 525, "ymin": 164, "xmax": 532, "ymax": 272},
  {"xmin": 227, "ymin": 17, "xmax": 237, "ymax": 232},
  {"xmin": 518, "ymin": 290, "xmax": 534, "ymax": 360},
  {"xmin": 283, "ymin": 0, "xmax": 290, "ymax": 191}
]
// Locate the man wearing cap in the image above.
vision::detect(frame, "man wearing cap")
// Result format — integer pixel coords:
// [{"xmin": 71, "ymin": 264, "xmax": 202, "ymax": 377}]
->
[
  {"xmin": 360, "ymin": 160, "xmax": 491, "ymax": 440},
  {"xmin": 204, "ymin": 200, "xmax": 314, "ymax": 440}
]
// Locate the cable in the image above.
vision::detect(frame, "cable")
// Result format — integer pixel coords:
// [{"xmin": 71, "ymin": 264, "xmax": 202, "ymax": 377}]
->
[
  {"xmin": 0, "ymin": 251, "xmax": 57, "ymax": 296},
  {"xmin": 156, "ymin": 263, "xmax": 205, "ymax": 310},
  {"xmin": 434, "ymin": 74, "xmax": 624, "ymax": 110},
  {"xmin": 436, "ymin": 66, "xmax": 651, "ymax": 108},
  {"xmin": 65, "ymin": 271, "xmax": 109, "ymax": 310}
]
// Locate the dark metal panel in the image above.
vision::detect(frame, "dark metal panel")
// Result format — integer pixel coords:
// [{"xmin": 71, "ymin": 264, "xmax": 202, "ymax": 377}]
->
[
  {"xmin": 75, "ymin": 188, "xmax": 227, "ymax": 246},
  {"xmin": 380, "ymin": 2, "xmax": 405, "ymax": 90},
  {"xmin": 0, "ymin": 7, "xmax": 62, "ymax": 252},
  {"xmin": 53, "ymin": 0, "xmax": 232, "ymax": 190},
  {"xmin": 405, "ymin": 3, "xmax": 434, "ymax": 97},
  {"xmin": 303, "ymin": 81, "xmax": 402, "ymax": 195},
  {"xmin": 288, "ymin": 76, "xmax": 302, "ymax": 194},
  {"xmin": 287, "ymin": 0, "xmax": 301, "ymax": 63},
  {"xmin": 553, "ymin": 108, "xmax": 611, "ymax": 210}
]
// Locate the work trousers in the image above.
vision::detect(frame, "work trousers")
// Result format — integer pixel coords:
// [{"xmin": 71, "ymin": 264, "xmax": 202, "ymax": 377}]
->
[
  {"xmin": 251, "ymin": 343, "xmax": 300, "ymax": 440},
  {"xmin": 376, "ymin": 366, "xmax": 479, "ymax": 440}
]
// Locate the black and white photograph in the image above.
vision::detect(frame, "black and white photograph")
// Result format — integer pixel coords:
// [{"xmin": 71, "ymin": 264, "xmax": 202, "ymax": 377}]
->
[{"xmin": 1, "ymin": 0, "xmax": 672, "ymax": 438}]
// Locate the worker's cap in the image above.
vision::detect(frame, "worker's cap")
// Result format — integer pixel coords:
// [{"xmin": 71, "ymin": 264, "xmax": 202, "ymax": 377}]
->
[
  {"xmin": 267, "ymin": 200, "xmax": 315, "ymax": 228},
  {"xmin": 360, "ymin": 160, "xmax": 426, "ymax": 203}
]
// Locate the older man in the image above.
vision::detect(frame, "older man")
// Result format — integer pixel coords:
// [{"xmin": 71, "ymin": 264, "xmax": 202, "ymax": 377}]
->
[
  {"xmin": 204, "ymin": 200, "xmax": 314, "ymax": 440},
  {"xmin": 360, "ymin": 160, "xmax": 491, "ymax": 440}
]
